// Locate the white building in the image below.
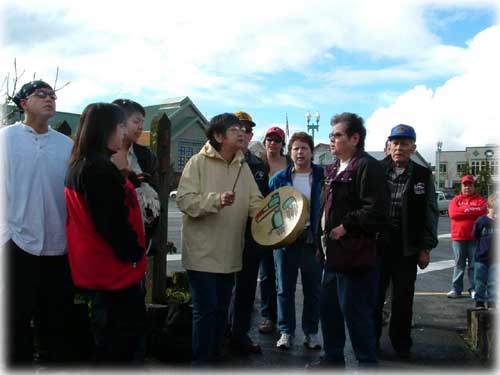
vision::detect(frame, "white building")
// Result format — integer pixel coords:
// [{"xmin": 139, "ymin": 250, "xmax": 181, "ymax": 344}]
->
[{"xmin": 436, "ymin": 144, "xmax": 499, "ymax": 189}]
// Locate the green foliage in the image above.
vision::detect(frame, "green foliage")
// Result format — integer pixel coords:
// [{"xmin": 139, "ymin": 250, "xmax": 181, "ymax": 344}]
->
[
  {"xmin": 74, "ymin": 293, "xmax": 92, "ymax": 318},
  {"xmin": 165, "ymin": 288, "xmax": 191, "ymax": 304},
  {"xmin": 165, "ymin": 271, "xmax": 191, "ymax": 304},
  {"xmin": 458, "ymin": 165, "xmax": 493, "ymax": 197},
  {"xmin": 476, "ymin": 167, "xmax": 492, "ymax": 197}
]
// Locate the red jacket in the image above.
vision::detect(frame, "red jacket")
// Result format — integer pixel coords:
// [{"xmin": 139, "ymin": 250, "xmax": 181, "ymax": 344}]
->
[
  {"xmin": 449, "ymin": 193, "xmax": 487, "ymax": 241},
  {"xmin": 65, "ymin": 156, "xmax": 146, "ymax": 290}
]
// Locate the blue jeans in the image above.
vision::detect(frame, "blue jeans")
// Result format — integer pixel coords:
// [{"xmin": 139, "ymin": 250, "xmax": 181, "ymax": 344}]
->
[
  {"xmin": 320, "ymin": 269, "xmax": 379, "ymax": 364},
  {"xmin": 451, "ymin": 240, "xmax": 476, "ymax": 293},
  {"xmin": 273, "ymin": 238, "xmax": 322, "ymax": 336},
  {"xmin": 187, "ymin": 270, "xmax": 235, "ymax": 365},
  {"xmin": 259, "ymin": 251, "xmax": 277, "ymax": 322},
  {"xmin": 474, "ymin": 261, "xmax": 496, "ymax": 303}
]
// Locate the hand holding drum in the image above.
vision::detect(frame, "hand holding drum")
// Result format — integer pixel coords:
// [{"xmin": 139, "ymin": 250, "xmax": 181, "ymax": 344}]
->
[{"xmin": 251, "ymin": 186, "xmax": 309, "ymax": 248}]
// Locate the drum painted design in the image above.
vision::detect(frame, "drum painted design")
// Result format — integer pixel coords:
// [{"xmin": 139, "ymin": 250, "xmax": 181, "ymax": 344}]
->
[{"xmin": 251, "ymin": 186, "xmax": 309, "ymax": 248}]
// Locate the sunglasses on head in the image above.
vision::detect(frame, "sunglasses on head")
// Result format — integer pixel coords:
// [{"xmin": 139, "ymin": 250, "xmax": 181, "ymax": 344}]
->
[{"xmin": 27, "ymin": 90, "xmax": 57, "ymax": 100}]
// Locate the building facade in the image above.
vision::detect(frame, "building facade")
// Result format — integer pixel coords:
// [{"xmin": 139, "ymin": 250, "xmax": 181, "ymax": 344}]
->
[{"xmin": 436, "ymin": 145, "xmax": 499, "ymax": 189}]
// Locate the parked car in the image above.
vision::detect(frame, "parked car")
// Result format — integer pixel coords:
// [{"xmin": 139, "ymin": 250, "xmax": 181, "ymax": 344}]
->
[
  {"xmin": 436, "ymin": 190, "xmax": 452, "ymax": 216},
  {"xmin": 169, "ymin": 190, "xmax": 177, "ymax": 199}
]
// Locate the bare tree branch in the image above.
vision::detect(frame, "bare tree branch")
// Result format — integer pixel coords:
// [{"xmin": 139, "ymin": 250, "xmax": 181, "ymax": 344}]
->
[
  {"xmin": 54, "ymin": 66, "xmax": 59, "ymax": 90},
  {"xmin": 55, "ymin": 81, "xmax": 71, "ymax": 92}
]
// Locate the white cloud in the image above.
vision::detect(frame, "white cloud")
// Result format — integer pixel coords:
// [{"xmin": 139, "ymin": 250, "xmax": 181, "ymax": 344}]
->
[
  {"xmin": 365, "ymin": 26, "xmax": 500, "ymax": 165},
  {"xmin": 4, "ymin": 0, "xmax": 497, "ymax": 111}
]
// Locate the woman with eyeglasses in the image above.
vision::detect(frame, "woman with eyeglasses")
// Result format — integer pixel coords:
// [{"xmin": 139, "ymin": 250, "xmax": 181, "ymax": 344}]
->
[
  {"xmin": 65, "ymin": 103, "xmax": 147, "ymax": 365},
  {"xmin": 111, "ymin": 99, "xmax": 160, "ymax": 256}
]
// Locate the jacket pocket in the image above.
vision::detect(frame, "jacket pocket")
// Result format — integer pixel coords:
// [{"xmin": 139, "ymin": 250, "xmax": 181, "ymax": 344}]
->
[{"xmin": 326, "ymin": 234, "xmax": 377, "ymax": 274}]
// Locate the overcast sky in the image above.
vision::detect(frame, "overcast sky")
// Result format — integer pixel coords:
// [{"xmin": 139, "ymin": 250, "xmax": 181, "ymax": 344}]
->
[{"xmin": 1, "ymin": 0, "xmax": 499, "ymax": 164}]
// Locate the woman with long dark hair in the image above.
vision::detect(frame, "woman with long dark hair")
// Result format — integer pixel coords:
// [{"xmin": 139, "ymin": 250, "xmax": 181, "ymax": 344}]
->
[{"xmin": 65, "ymin": 102, "xmax": 147, "ymax": 365}]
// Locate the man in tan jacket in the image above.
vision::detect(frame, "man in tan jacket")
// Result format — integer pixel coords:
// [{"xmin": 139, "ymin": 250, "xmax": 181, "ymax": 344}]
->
[{"xmin": 176, "ymin": 113, "xmax": 262, "ymax": 365}]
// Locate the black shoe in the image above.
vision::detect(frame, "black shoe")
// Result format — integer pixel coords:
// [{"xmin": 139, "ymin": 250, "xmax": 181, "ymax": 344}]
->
[
  {"xmin": 306, "ymin": 356, "xmax": 345, "ymax": 369},
  {"xmin": 394, "ymin": 348, "xmax": 411, "ymax": 360},
  {"xmin": 475, "ymin": 301, "xmax": 486, "ymax": 309},
  {"xmin": 229, "ymin": 335, "xmax": 262, "ymax": 355}
]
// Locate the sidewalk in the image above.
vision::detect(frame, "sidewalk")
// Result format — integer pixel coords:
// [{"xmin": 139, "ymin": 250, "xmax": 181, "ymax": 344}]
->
[{"xmin": 201, "ymin": 267, "xmax": 489, "ymax": 371}]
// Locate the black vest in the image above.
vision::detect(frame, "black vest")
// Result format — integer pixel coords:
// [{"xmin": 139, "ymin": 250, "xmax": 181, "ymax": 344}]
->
[
  {"xmin": 406, "ymin": 163, "xmax": 431, "ymax": 248},
  {"xmin": 381, "ymin": 156, "xmax": 431, "ymax": 250}
]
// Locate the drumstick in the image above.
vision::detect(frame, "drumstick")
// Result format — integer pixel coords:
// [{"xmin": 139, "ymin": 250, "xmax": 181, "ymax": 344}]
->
[{"xmin": 232, "ymin": 156, "xmax": 246, "ymax": 192}]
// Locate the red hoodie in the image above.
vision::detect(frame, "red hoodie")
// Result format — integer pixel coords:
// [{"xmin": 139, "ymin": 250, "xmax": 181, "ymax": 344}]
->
[{"xmin": 448, "ymin": 193, "xmax": 487, "ymax": 241}]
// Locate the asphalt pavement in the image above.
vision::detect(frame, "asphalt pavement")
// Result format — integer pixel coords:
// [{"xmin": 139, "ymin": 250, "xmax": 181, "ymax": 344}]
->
[{"xmin": 163, "ymin": 204, "xmax": 495, "ymax": 372}]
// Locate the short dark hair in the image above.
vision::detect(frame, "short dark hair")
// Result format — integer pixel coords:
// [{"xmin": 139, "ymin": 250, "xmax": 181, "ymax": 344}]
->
[
  {"xmin": 330, "ymin": 112, "xmax": 366, "ymax": 151},
  {"xmin": 112, "ymin": 98, "xmax": 145, "ymax": 119},
  {"xmin": 288, "ymin": 132, "xmax": 314, "ymax": 156},
  {"xmin": 69, "ymin": 103, "xmax": 125, "ymax": 165},
  {"xmin": 206, "ymin": 113, "xmax": 240, "ymax": 151}
]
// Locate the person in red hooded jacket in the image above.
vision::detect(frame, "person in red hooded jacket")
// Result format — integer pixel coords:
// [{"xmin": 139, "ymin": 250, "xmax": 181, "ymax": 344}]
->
[
  {"xmin": 65, "ymin": 103, "xmax": 147, "ymax": 365},
  {"xmin": 447, "ymin": 175, "xmax": 487, "ymax": 298}
]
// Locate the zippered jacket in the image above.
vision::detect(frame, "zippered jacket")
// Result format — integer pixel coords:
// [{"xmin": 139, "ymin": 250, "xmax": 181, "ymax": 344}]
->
[
  {"xmin": 176, "ymin": 142, "xmax": 263, "ymax": 273},
  {"xmin": 65, "ymin": 154, "xmax": 146, "ymax": 290}
]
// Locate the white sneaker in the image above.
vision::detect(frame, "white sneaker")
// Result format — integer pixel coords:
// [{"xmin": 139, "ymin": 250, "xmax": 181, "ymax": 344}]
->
[
  {"xmin": 447, "ymin": 290, "xmax": 462, "ymax": 298},
  {"xmin": 471, "ymin": 290, "xmax": 476, "ymax": 299},
  {"xmin": 304, "ymin": 333, "xmax": 322, "ymax": 350},
  {"xmin": 276, "ymin": 333, "xmax": 293, "ymax": 349}
]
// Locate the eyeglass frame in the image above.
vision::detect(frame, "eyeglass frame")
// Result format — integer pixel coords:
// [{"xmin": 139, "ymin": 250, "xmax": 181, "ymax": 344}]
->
[{"xmin": 26, "ymin": 90, "xmax": 58, "ymax": 100}]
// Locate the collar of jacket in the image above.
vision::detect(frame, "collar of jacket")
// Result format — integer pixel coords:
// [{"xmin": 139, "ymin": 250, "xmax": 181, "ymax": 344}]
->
[
  {"xmin": 381, "ymin": 154, "xmax": 414, "ymax": 177},
  {"xmin": 325, "ymin": 149, "xmax": 367, "ymax": 181},
  {"xmin": 244, "ymin": 150, "xmax": 263, "ymax": 165},
  {"xmin": 200, "ymin": 140, "xmax": 245, "ymax": 166},
  {"xmin": 282, "ymin": 162, "xmax": 324, "ymax": 182}
]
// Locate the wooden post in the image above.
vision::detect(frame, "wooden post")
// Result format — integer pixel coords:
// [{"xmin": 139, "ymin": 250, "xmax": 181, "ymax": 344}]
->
[{"xmin": 148, "ymin": 112, "xmax": 171, "ymax": 304}]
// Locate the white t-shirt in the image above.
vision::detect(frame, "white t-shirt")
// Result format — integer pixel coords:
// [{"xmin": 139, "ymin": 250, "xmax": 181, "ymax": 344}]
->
[
  {"xmin": 292, "ymin": 172, "xmax": 311, "ymax": 227},
  {"xmin": 0, "ymin": 122, "xmax": 73, "ymax": 255}
]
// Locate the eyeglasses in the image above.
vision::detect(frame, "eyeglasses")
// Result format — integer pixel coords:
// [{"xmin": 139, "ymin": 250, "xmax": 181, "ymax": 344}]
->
[
  {"xmin": 329, "ymin": 132, "xmax": 346, "ymax": 140},
  {"xmin": 227, "ymin": 126, "xmax": 244, "ymax": 133},
  {"xmin": 265, "ymin": 136, "xmax": 283, "ymax": 143},
  {"xmin": 242, "ymin": 127, "xmax": 253, "ymax": 134},
  {"xmin": 27, "ymin": 90, "xmax": 57, "ymax": 100}
]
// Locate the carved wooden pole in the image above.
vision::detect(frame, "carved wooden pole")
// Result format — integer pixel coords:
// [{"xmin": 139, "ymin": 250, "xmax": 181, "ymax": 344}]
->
[{"xmin": 149, "ymin": 113, "xmax": 171, "ymax": 304}]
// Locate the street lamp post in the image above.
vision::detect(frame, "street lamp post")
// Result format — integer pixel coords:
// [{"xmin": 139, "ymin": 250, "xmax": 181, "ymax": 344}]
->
[
  {"xmin": 306, "ymin": 111, "xmax": 320, "ymax": 144},
  {"xmin": 436, "ymin": 141, "xmax": 443, "ymax": 190}
]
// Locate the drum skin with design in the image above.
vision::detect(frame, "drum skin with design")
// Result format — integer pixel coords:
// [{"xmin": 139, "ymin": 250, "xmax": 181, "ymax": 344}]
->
[{"xmin": 251, "ymin": 186, "xmax": 310, "ymax": 248}]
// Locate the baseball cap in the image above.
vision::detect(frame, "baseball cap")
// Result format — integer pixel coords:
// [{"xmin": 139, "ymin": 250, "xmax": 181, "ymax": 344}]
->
[
  {"xmin": 461, "ymin": 175, "xmax": 475, "ymax": 184},
  {"xmin": 265, "ymin": 126, "xmax": 285, "ymax": 140},
  {"xmin": 388, "ymin": 124, "xmax": 416, "ymax": 141},
  {"xmin": 234, "ymin": 111, "xmax": 256, "ymax": 127},
  {"xmin": 12, "ymin": 80, "xmax": 54, "ymax": 110}
]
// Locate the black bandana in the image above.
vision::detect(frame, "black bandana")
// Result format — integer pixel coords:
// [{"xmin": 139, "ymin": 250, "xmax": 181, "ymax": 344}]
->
[{"xmin": 12, "ymin": 80, "xmax": 53, "ymax": 109}]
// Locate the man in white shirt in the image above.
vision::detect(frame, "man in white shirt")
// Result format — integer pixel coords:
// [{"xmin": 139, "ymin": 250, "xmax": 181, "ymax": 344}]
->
[{"xmin": 0, "ymin": 80, "xmax": 74, "ymax": 367}]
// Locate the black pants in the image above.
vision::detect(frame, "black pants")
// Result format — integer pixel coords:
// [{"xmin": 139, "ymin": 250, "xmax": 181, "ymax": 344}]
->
[
  {"xmin": 375, "ymin": 234, "xmax": 418, "ymax": 351},
  {"xmin": 88, "ymin": 281, "xmax": 146, "ymax": 365},
  {"xmin": 5, "ymin": 240, "xmax": 74, "ymax": 367}
]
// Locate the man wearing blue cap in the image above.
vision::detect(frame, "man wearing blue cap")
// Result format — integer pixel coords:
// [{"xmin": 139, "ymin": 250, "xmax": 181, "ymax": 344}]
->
[
  {"xmin": 1, "ymin": 80, "xmax": 74, "ymax": 366},
  {"xmin": 375, "ymin": 124, "xmax": 438, "ymax": 359}
]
